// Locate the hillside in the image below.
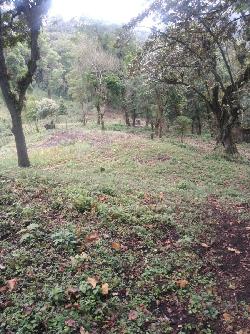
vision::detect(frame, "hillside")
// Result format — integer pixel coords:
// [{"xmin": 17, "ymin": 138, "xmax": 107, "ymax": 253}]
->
[{"xmin": 0, "ymin": 126, "xmax": 249, "ymax": 333}]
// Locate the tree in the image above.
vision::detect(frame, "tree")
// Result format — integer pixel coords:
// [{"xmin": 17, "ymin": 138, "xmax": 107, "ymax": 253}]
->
[
  {"xmin": 70, "ymin": 34, "xmax": 119, "ymax": 129},
  {"xmin": 131, "ymin": 0, "xmax": 250, "ymax": 155},
  {"xmin": 0, "ymin": 0, "xmax": 51, "ymax": 167}
]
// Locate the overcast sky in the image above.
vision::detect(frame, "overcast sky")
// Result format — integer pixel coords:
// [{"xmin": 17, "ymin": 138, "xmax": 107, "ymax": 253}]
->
[{"xmin": 49, "ymin": 0, "xmax": 150, "ymax": 24}]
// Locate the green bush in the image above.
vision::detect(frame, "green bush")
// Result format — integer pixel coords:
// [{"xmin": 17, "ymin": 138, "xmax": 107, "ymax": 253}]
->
[
  {"xmin": 51, "ymin": 228, "xmax": 77, "ymax": 251},
  {"xmin": 73, "ymin": 194, "xmax": 94, "ymax": 213},
  {"xmin": 36, "ymin": 98, "xmax": 59, "ymax": 119}
]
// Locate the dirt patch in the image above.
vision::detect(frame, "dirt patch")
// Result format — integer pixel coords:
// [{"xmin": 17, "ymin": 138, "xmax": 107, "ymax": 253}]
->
[
  {"xmin": 135, "ymin": 154, "xmax": 171, "ymax": 165},
  {"xmin": 36, "ymin": 130, "xmax": 139, "ymax": 149},
  {"xmin": 196, "ymin": 197, "xmax": 250, "ymax": 332}
]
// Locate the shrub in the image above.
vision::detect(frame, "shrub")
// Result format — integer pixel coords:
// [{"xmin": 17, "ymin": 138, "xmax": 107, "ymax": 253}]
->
[
  {"xmin": 73, "ymin": 194, "xmax": 94, "ymax": 213},
  {"xmin": 51, "ymin": 228, "xmax": 77, "ymax": 252},
  {"xmin": 36, "ymin": 98, "xmax": 59, "ymax": 119}
]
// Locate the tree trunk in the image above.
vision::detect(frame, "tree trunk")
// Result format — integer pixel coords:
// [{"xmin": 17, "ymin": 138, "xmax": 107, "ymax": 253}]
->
[
  {"xmin": 132, "ymin": 109, "xmax": 136, "ymax": 127},
  {"xmin": 11, "ymin": 111, "xmax": 30, "ymax": 167},
  {"xmin": 124, "ymin": 109, "xmax": 131, "ymax": 126},
  {"xmin": 100, "ymin": 111, "xmax": 105, "ymax": 130},
  {"xmin": 81, "ymin": 103, "xmax": 87, "ymax": 126},
  {"xmin": 197, "ymin": 116, "xmax": 202, "ymax": 135},
  {"xmin": 96, "ymin": 103, "xmax": 101, "ymax": 125},
  {"xmin": 191, "ymin": 119, "xmax": 195, "ymax": 134},
  {"xmin": 217, "ymin": 125, "xmax": 238, "ymax": 155},
  {"xmin": 211, "ymin": 86, "xmax": 239, "ymax": 155}
]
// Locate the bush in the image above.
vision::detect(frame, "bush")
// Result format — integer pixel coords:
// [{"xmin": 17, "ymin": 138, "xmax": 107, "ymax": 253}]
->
[
  {"xmin": 73, "ymin": 194, "xmax": 94, "ymax": 213},
  {"xmin": 24, "ymin": 97, "xmax": 60, "ymax": 121},
  {"xmin": 36, "ymin": 98, "xmax": 59, "ymax": 119}
]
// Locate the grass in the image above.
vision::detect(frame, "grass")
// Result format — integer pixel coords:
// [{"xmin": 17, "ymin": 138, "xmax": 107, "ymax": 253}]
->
[{"xmin": 0, "ymin": 125, "xmax": 249, "ymax": 334}]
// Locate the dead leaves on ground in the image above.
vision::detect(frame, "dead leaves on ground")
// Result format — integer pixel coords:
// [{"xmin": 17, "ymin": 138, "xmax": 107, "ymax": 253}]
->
[
  {"xmin": 176, "ymin": 279, "xmax": 189, "ymax": 289},
  {"xmin": 85, "ymin": 232, "xmax": 99, "ymax": 243},
  {"xmin": 87, "ymin": 277, "xmax": 98, "ymax": 289},
  {"xmin": 101, "ymin": 283, "xmax": 109, "ymax": 295},
  {"xmin": 87, "ymin": 277, "xmax": 109, "ymax": 295},
  {"xmin": 222, "ymin": 312, "xmax": 232, "ymax": 322},
  {"xmin": 0, "ymin": 278, "xmax": 18, "ymax": 294},
  {"xmin": 227, "ymin": 247, "xmax": 241, "ymax": 254},
  {"xmin": 111, "ymin": 242, "xmax": 121, "ymax": 251},
  {"xmin": 128, "ymin": 310, "xmax": 138, "ymax": 320}
]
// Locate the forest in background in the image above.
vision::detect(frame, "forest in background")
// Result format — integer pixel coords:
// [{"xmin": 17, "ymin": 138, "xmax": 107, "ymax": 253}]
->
[{"xmin": 0, "ymin": 0, "xmax": 249, "ymax": 158}]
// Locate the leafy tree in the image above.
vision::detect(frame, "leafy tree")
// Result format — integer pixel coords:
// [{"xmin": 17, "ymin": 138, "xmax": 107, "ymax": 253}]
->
[
  {"xmin": 132, "ymin": 0, "xmax": 250, "ymax": 154},
  {"xmin": 69, "ymin": 34, "xmax": 119, "ymax": 129},
  {"xmin": 0, "ymin": 0, "xmax": 51, "ymax": 167}
]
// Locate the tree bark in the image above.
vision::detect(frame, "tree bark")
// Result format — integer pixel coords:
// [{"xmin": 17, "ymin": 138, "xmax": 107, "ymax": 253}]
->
[
  {"xmin": 11, "ymin": 109, "xmax": 30, "ymax": 167},
  {"xmin": 100, "ymin": 110, "xmax": 105, "ymax": 130},
  {"xmin": 81, "ymin": 102, "xmax": 87, "ymax": 125},
  {"xmin": 96, "ymin": 103, "xmax": 101, "ymax": 125},
  {"xmin": 132, "ymin": 109, "xmax": 136, "ymax": 127},
  {"xmin": 197, "ymin": 116, "xmax": 201, "ymax": 135},
  {"xmin": 124, "ymin": 109, "xmax": 131, "ymax": 126},
  {"xmin": 217, "ymin": 124, "xmax": 238, "ymax": 155}
]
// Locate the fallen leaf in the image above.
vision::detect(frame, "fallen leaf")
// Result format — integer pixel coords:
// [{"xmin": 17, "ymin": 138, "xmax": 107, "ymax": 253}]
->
[
  {"xmin": 65, "ymin": 319, "xmax": 76, "ymax": 327},
  {"xmin": 128, "ymin": 310, "xmax": 138, "ymax": 320},
  {"xmin": 0, "ymin": 285, "xmax": 7, "ymax": 293},
  {"xmin": 176, "ymin": 279, "xmax": 189, "ymax": 288},
  {"xmin": 227, "ymin": 247, "xmax": 241, "ymax": 254},
  {"xmin": 236, "ymin": 330, "xmax": 249, "ymax": 334},
  {"xmin": 86, "ymin": 232, "xmax": 99, "ymax": 242},
  {"xmin": 7, "ymin": 278, "xmax": 17, "ymax": 292},
  {"xmin": 112, "ymin": 242, "xmax": 121, "ymax": 251},
  {"xmin": 101, "ymin": 283, "xmax": 109, "ymax": 295},
  {"xmin": 87, "ymin": 277, "xmax": 98, "ymax": 288},
  {"xmin": 80, "ymin": 327, "xmax": 89, "ymax": 334},
  {"xmin": 98, "ymin": 195, "xmax": 108, "ymax": 202},
  {"xmin": 67, "ymin": 287, "xmax": 78, "ymax": 295},
  {"xmin": 201, "ymin": 243, "xmax": 209, "ymax": 248},
  {"xmin": 65, "ymin": 303, "xmax": 80, "ymax": 310},
  {"xmin": 223, "ymin": 313, "xmax": 232, "ymax": 322}
]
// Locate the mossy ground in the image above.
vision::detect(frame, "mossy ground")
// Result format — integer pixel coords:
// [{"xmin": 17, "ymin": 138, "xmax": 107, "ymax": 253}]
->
[{"xmin": 0, "ymin": 126, "xmax": 249, "ymax": 333}]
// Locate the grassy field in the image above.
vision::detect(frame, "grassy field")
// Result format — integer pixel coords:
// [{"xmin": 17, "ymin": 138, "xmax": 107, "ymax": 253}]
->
[{"xmin": 0, "ymin": 125, "xmax": 249, "ymax": 334}]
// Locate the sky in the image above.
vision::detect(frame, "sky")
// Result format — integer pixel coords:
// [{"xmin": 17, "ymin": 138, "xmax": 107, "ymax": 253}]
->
[{"xmin": 49, "ymin": 0, "xmax": 150, "ymax": 24}]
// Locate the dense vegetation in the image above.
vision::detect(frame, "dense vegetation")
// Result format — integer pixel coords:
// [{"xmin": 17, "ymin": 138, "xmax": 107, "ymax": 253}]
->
[{"xmin": 0, "ymin": 0, "xmax": 249, "ymax": 333}]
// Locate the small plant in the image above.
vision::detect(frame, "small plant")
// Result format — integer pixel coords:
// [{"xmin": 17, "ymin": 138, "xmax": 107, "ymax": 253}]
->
[
  {"xmin": 175, "ymin": 115, "xmax": 192, "ymax": 142},
  {"xmin": 49, "ymin": 285, "xmax": 65, "ymax": 304},
  {"xmin": 51, "ymin": 228, "xmax": 77, "ymax": 252},
  {"xmin": 73, "ymin": 194, "xmax": 94, "ymax": 213}
]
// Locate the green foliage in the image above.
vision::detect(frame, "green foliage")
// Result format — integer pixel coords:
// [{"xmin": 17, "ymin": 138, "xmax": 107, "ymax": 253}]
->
[
  {"xmin": 24, "ymin": 96, "xmax": 38, "ymax": 121},
  {"xmin": 175, "ymin": 116, "xmax": 192, "ymax": 141},
  {"xmin": 51, "ymin": 228, "xmax": 77, "ymax": 251},
  {"xmin": 72, "ymin": 193, "xmax": 94, "ymax": 213},
  {"xmin": 36, "ymin": 98, "xmax": 59, "ymax": 119}
]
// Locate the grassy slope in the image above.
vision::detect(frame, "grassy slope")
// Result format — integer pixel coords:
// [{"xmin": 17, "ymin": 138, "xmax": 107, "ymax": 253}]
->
[{"xmin": 0, "ymin": 127, "xmax": 249, "ymax": 334}]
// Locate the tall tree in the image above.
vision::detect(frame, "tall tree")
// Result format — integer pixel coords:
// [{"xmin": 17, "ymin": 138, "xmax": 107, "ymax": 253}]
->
[{"xmin": 0, "ymin": 0, "xmax": 51, "ymax": 167}]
